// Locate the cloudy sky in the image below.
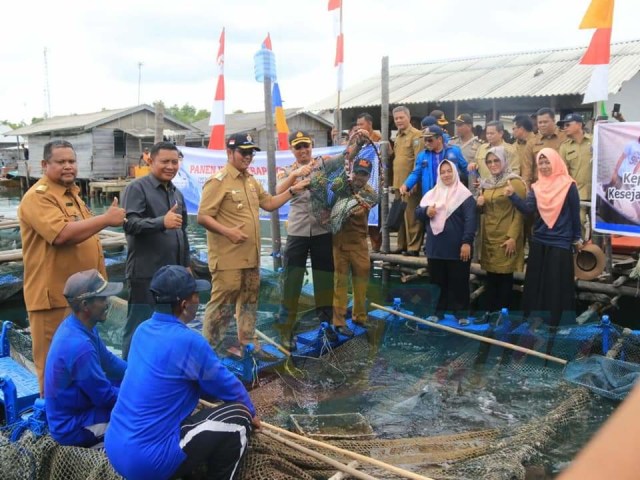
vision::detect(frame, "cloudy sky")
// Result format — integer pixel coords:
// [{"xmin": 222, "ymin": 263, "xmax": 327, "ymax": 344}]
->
[{"xmin": 1, "ymin": 0, "xmax": 637, "ymax": 124}]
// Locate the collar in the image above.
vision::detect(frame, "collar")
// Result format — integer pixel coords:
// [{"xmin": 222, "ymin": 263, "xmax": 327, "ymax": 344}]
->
[
  {"xmin": 41, "ymin": 177, "xmax": 81, "ymax": 197},
  {"xmin": 225, "ymin": 162, "xmax": 248, "ymax": 179},
  {"xmin": 151, "ymin": 311, "xmax": 184, "ymax": 324},
  {"xmin": 541, "ymin": 128, "xmax": 562, "ymax": 140},
  {"xmin": 148, "ymin": 173, "xmax": 175, "ymax": 191},
  {"xmin": 69, "ymin": 312, "xmax": 96, "ymax": 333},
  {"xmin": 517, "ymin": 132, "xmax": 535, "ymax": 144},
  {"xmin": 568, "ymin": 133, "xmax": 591, "ymax": 144}
]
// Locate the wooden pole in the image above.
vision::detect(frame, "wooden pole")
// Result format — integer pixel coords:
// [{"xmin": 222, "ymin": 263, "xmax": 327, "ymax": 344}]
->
[
  {"xmin": 260, "ymin": 430, "xmax": 378, "ymax": 480},
  {"xmin": 255, "ymin": 328, "xmax": 291, "ymax": 356},
  {"xmin": 369, "ymin": 303, "xmax": 567, "ymax": 366},
  {"xmin": 380, "ymin": 56, "xmax": 390, "ymax": 258},
  {"xmin": 261, "ymin": 422, "xmax": 434, "ymax": 480},
  {"xmin": 263, "ymin": 72, "xmax": 282, "ymax": 271}
]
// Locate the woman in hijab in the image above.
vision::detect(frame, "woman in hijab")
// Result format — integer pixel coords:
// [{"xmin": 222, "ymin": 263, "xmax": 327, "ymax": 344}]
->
[
  {"xmin": 477, "ymin": 146, "xmax": 526, "ymax": 313},
  {"xmin": 416, "ymin": 160, "xmax": 476, "ymax": 320},
  {"xmin": 505, "ymin": 148, "xmax": 582, "ymax": 328}
]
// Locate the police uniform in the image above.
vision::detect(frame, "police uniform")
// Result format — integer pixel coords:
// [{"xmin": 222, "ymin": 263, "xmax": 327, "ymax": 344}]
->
[
  {"xmin": 199, "ymin": 162, "xmax": 271, "ymax": 349},
  {"xmin": 393, "ymin": 126, "xmax": 424, "ymax": 253},
  {"xmin": 18, "ymin": 177, "xmax": 106, "ymax": 392},
  {"xmin": 560, "ymin": 134, "xmax": 593, "ymax": 231},
  {"xmin": 522, "ymin": 128, "xmax": 567, "ymax": 188},
  {"xmin": 450, "ymin": 135, "xmax": 482, "ymax": 167},
  {"xmin": 276, "ymin": 131, "xmax": 333, "ymax": 346},
  {"xmin": 474, "ymin": 141, "xmax": 520, "ymax": 180}
]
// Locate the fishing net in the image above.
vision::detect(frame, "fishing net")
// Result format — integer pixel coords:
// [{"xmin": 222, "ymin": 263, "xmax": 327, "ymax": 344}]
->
[
  {"xmin": 0, "ymin": 310, "xmax": 629, "ymax": 480},
  {"xmin": 309, "ymin": 138, "xmax": 381, "ymax": 234}
]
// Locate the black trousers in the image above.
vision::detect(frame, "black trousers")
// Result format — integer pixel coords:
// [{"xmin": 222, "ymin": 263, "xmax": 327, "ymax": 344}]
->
[
  {"xmin": 171, "ymin": 402, "xmax": 253, "ymax": 480},
  {"xmin": 122, "ymin": 277, "xmax": 155, "ymax": 360},
  {"xmin": 428, "ymin": 258, "xmax": 471, "ymax": 316},
  {"xmin": 484, "ymin": 272, "xmax": 514, "ymax": 313},
  {"xmin": 277, "ymin": 233, "xmax": 334, "ymax": 334}
]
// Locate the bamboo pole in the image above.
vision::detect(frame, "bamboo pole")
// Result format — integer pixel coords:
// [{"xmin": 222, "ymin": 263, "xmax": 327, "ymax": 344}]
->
[
  {"xmin": 260, "ymin": 430, "xmax": 377, "ymax": 480},
  {"xmin": 261, "ymin": 422, "xmax": 433, "ymax": 480},
  {"xmin": 369, "ymin": 303, "xmax": 567, "ymax": 366},
  {"xmin": 255, "ymin": 328, "xmax": 291, "ymax": 356}
]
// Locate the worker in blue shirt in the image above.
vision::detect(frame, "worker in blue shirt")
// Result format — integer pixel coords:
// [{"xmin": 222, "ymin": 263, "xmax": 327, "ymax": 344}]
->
[
  {"xmin": 105, "ymin": 265, "xmax": 259, "ymax": 480},
  {"xmin": 44, "ymin": 269, "xmax": 126, "ymax": 447},
  {"xmin": 400, "ymin": 126, "xmax": 469, "ymax": 198}
]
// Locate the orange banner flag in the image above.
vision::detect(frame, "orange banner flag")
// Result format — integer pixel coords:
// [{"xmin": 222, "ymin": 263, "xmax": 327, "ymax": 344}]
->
[{"xmin": 579, "ymin": 0, "xmax": 614, "ymax": 29}]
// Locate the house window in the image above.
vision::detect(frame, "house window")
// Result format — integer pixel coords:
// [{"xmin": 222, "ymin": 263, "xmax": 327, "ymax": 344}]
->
[{"xmin": 114, "ymin": 130, "xmax": 126, "ymax": 157}]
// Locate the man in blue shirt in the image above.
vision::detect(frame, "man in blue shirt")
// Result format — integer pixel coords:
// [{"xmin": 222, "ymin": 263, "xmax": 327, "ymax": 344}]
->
[
  {"xmin": 105, "ymin": 265, "xmax": 259, "ymax": 480},
  {"xmin": 44, "ymin": 269, "xmax": 126, "ymax": 447},
  {"xmin": 400, "ymin": 126, "xmax": 469, "ymax": 200}
]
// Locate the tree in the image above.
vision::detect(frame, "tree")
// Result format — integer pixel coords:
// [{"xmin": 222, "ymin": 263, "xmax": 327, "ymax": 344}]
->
[
  {"xmin": 165, "ymin": 103, "xmax": 210, "ymax": 124},
  {"xmin": 1, "ymin": 120, "xmax": 27, "ymax": 129}
]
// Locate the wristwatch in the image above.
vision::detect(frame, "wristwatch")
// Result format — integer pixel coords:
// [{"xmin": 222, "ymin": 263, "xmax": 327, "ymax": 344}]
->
[{"xmin": 289, "ymin": 186, "xmax": 296, "ymax": 197}]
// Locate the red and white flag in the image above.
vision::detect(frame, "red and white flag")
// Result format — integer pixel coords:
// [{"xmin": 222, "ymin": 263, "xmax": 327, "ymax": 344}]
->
[
  {"xmin": 208, "ymin": 28, "xmax": 225, "ymax": 149},
  {"xmin": 328, "ymin": 0, "xmax": 343, "ymax": 92},
  {"xmin": 579, "ymin": 0, "xmax": 615, "ymax": 104}
]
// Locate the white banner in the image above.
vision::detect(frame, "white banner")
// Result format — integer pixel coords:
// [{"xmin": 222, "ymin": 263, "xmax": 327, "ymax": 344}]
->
[{"xmin": 592, "ymin": 121, "xmax": 640, "ymax": 236}]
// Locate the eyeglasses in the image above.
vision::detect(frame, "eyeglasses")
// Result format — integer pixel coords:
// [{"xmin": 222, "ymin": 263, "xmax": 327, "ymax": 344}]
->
[
  {"xmin": 425, "ymin": 137, "xmax": 438, "ymax": 143},
  {"xmin": 485, "ymin": 159, "xmax": 501, "ymax": 165},
  {"xmin": 293, "ymin": 143, "xmax": 311, "ymax": 150},
  {"xmin": 236, "ymin": 149, "xmax": 255, "ymax": 158}
]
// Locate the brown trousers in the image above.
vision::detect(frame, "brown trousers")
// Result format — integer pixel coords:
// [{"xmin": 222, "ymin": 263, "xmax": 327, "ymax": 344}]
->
[
  {"xmin": 397, "ymin": 190, "xmax": 423, "ymax": 253},
  {"xmin": 28, "ymin": 307, "xmax": 69, "ymax": 395},
  {"xmin": 332, "ymin": 241, "xmax": 370, "ymax": 326},
  {"xmin": 203, "ymin": 267, "xmax": 260, "ymax": 349}
]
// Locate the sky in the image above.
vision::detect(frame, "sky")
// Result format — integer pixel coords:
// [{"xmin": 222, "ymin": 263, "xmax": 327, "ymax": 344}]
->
[{"xmin": 1, "ymin": 0, "xmax": 638, "ymax": 125}]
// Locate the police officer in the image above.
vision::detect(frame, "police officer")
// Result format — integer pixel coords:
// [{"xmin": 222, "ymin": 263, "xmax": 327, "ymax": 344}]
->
[
  {"xmin": 450, "ymin": 114, "xmax": 483, "ymax": 167},
  {"xmin": 197, "ymin": 133, "xmax": 309, "ymax": 361},
  {"xmin": 558, "ymin": 113, "xmax": 592, "ymax": 234}
]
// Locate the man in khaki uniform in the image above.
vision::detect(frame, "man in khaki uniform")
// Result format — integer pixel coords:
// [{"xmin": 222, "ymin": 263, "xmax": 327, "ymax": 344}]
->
[
  {"xmin": 522, "ymin": 107, "xmax": 567, "ymax": 188},
  {"xmin": 197, "ymin": 133, "xmax": 308, "ymax": 361},
  {"xmin": 18, "ymin": 139, "xmax": 125, "ymax": 393},
  {"xmin": 470, "ymin": 121, "xmax": 519, "ymax": 180},
  {"xmin": 331, "ymin": 157, "xmax": 377, "ymax": 337},
  {"xmin": 558, "ymin": 113, "xmax": 592, "ymax": 232},
  {"xmin": 392, "ymin": 106, "xmax": 424, "ymax": 255},
  {"xmin": 512, "ymin": 115, "xmax": 536, "ymax": 185}
]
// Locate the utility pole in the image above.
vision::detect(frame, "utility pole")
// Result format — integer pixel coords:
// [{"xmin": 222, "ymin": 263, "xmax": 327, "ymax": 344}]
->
[
  {"xmin": 43, "ymin": 47, "xmax": 51, "ymax": 118},
  {"xmin": 137, "ymin": 62, "xmax": 143, "ymax": 105}
]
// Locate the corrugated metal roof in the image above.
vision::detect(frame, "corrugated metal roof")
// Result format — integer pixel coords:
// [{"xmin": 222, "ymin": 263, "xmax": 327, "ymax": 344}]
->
[
  {"xmin": 9, "ymin": 105, "xmax": 195, "ymax": 136},
  {"xmin": 304, "ymin": 39, "xmax": 640, "ymax": 110}
]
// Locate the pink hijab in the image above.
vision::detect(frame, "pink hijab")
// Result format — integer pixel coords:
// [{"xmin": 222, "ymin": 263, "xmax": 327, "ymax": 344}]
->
[
  {"xmin": 531, "ymin": 148, "xmax": 575, "ymax": 229},
  {"xmin": 420, "ymin": 160, "xmax": 472, "ymax": 235}
]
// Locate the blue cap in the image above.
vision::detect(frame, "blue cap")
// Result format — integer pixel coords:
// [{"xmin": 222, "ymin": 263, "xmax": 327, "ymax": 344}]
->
[
  {"xmin": 423, "ymin": 125, "xmax": 445, "ymax": 137},
  {"xmin": 420, "ymin": 115, "xmax": 437, "ymax": 128},
  {"xmin": 150, "ymin": 265, "xmax": 211, "ymax": 303},
  {"xmin": 557, "ymin": 113, "xmax": 584, "ymax": 127},
  {"xmin": 353, "ymin": 157, "xmax": 373, "ymax": 175}
]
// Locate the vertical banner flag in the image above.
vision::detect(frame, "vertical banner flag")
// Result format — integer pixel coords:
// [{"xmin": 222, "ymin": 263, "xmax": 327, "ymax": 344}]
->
[
  {"xmin": 579, "ymin": 0, "xmax": 614, "ymax": 104},
  {"xmin": 328, "ymin": 0, "xmax": 344, "ymax": 91},
  {"xmin": 263, "ymin": 34, "xmax": 290, "ymax": 150},
  {"xmin": 208, "ymin": 28, "xmax": 225, "ymax": 149}
]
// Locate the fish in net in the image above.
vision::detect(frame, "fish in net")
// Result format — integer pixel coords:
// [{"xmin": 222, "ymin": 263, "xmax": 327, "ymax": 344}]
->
[{"xmin": 309, "ymin": 137, "xmax": 381, "ymax": 234}]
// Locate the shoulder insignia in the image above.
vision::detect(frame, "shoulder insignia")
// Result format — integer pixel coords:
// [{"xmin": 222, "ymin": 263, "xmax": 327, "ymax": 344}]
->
[
  {"xmin": 412, "ymin": 139, "xmax": 420, "ymax": 147},
  {"xmin": 214, "ymin": 171, "xmax": 227, "ymax": 181},
  {"xmin": 35, "ymin": 185, "xmax": 48, "ymax": 193}
]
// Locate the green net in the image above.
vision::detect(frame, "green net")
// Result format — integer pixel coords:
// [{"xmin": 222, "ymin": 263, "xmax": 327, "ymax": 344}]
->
[
  {"xmin": 1, "ymin": 312, "xmax": 628, "ymax": 480},
  {"xmin": 309, "ymin": 139, "xmax": 380, "ymax": 234}
]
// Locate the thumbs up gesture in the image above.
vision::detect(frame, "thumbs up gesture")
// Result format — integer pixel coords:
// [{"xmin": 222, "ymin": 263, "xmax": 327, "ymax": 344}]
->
[
  {"xmin": 164, "ymin": 201, "xmax": 183, "ymax": 229},
  {"xmin": 504, "ymin": 180, "xmax": 514, "ymax": 197},
  {"xmin": 104, "ymin": 196, "xmax": 126, "ymax": 226}
]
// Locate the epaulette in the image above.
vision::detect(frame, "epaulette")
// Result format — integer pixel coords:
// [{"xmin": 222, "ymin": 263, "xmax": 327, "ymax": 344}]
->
[
  {"xmin": 213, "ymin": 170, "xmax": 227, "ymax": 181},
  {"xmin": 35, "ymin": 184, "xmax": 48, "ymax": 193}
]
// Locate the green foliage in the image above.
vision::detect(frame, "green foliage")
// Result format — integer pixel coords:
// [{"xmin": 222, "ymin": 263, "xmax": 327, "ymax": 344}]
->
[
  {"xmin": 166, "ymin": 103, "xmax": 210, "ymax": 124},
  {"xmin": 1, "ymin": 120, "xmax": 27, "ymax": 129}
]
